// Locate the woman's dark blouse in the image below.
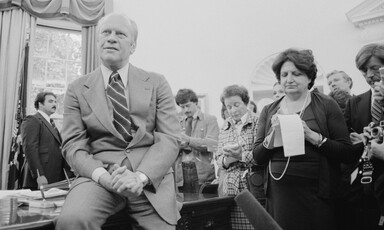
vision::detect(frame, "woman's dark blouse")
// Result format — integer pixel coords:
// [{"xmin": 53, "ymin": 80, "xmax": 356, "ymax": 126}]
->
[{"xmin": 253, "ymin": 89, "xmax": 354, "ymax": 198}]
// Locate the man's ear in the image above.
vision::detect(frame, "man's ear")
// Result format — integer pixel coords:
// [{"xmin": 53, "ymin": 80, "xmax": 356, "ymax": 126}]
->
[{"xmin": 130, "ymin": 42, "xmax": 136, "ymax": 54}]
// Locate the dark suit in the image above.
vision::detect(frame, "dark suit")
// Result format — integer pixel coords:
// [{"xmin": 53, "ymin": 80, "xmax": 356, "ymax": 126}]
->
[
  {"xmin": 343, "ymin": 90, "xmax": 384, "ymax": 230},
  {"xmin": 20, "ymin": 112, "xmax": 66, "ymax": 189},
  {"xmin": 56, "ymin": 64, "xmax": 181, "ymax": 229}
]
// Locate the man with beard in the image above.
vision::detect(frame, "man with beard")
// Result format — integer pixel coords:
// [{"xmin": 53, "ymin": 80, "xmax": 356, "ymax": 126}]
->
[{"xmin": 21, "ymin": 92, "xmax": 71, "ymax": 190}]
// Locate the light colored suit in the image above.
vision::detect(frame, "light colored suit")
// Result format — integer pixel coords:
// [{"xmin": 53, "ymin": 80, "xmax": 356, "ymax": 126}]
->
[{"xmin": 59, "ymin": 64, "xmax": 181, "ymax": 226}]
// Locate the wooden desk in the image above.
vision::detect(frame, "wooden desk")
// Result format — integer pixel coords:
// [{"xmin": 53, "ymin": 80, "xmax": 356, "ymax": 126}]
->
[
  {"xmin": 0, "ymin": 193, "xmax": 234, "ymax": 230},
  {"xmin": 177, "ymin": 193, "xmax": 234, "ymax": 230}
]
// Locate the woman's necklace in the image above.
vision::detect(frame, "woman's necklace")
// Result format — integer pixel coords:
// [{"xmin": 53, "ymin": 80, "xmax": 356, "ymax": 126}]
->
[{"xmin": 283, "ymin": 92, "xmax": 310, "ymax": 117}]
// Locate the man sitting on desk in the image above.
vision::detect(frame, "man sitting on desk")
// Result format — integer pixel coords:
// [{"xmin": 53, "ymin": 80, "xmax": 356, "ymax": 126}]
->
[
  {"xmin": 20, "ymin": 92, "xmax": 71, "ymax": 190},
  {"xmin": 56, "ymin": 13, "xmax": 181, "ymax": 230}
]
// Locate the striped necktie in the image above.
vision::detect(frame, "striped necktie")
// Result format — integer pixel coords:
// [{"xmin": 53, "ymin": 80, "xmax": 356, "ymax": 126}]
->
[
  {"xmin": 371, "ymin": 99, "xmax": 382, "ymax": 125},
  {"xmin": 106, "ymin": 72, "xmax": 133, "ymax": 143}
]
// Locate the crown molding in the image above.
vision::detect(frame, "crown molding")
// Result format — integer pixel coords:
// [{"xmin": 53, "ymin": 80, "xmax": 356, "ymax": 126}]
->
[{"xmin": 346, "ymin": 0, "xmax": 384, "ymax": 28}]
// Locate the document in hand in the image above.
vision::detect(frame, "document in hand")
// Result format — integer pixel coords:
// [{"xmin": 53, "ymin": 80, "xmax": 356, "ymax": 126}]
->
[{"xmin": 267, "ymin": 114, "xmax": 305, "ymax": 157}]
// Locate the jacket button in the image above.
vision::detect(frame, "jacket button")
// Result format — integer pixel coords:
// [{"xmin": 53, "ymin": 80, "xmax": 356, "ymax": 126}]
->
[{"xmin": 125, "ymin": 149, "xmax": 130, "ymax": 153}]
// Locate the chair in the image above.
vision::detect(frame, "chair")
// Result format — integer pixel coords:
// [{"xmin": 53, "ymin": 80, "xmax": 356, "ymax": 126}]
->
[{"xmin": 235, "ymin": 189, "xmax": 282, "ymax": 230}]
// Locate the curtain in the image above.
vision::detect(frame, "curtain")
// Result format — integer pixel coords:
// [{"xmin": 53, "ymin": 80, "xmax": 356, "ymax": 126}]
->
[
  {"xmin": 0, "ymin": 0, "xmax": 107, "ymax": 189},
  {"xmin": 0, "ymin": 8, "xmax": 36, "ymax": 189},
  {"xmin": 82, "ymin": 25, "xmax": 100, "ymax": 75},
  {"xmin": 0, "ymin": 0, "xmax": 105, "ymax": 26}
]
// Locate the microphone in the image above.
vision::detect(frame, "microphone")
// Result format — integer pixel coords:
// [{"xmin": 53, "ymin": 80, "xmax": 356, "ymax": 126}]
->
[{"xmin": 234, "ymin": 189, "xmax": 282, "ymax": 230}]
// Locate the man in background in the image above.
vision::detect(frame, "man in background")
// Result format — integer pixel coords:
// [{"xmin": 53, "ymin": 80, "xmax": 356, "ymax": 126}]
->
[
  {"xmin": 175, "ymin": 88, "xmax": 220, "ymax": 192},
  {"xmin": 21, "ymin": 92, "xmax": 71, "ymax": 190},
  {"xmin": 327, "ymin": 70, "xmax": 353, "ymax": 95},
  {"xmin": 327, "ymin": 70, "xmax": 353, "ymax": 114}
]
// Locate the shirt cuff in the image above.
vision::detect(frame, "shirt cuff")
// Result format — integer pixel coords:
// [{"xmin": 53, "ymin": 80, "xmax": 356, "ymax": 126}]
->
[{"xmin": 92, "ymin": 167, "xmax": 108, "ymax": 183}]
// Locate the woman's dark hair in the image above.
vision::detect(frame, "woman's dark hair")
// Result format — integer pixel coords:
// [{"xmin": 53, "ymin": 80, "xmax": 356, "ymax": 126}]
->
[
  {"xmin": 355, "ymin": 43, "xmax": 384, "ymax": 73},
  {"xmin": 272, "ymin": 49, "xmax": 318, "ymax": 89},
  {"xmin": 220, "ymin": 85, "xmax": 249, "ymax": 106}
]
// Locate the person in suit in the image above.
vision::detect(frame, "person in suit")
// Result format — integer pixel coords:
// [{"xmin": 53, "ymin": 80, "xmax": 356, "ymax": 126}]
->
[
  {"xmin": 20, "ymin": 92, "xmax": 70, "ymax": 190},
  {"xmin": 174, "ymin": 88, "xmax": 219, "ymax": 192},
  {"xmin": 55, "ymin": 13, "xmax": 181, "ymax": 230},
  {"xmin": 343, "ymin": 43, "xmax": 384, "ymax": 230}
]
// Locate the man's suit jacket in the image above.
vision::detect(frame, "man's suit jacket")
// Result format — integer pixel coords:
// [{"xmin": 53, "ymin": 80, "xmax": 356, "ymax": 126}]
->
[
  {"xmin": 61, "ymin": 64, "xmax": 181, "ymax": 224},
  {"xmin": 344, "ymin": 89, "xmax": 384, "ymax": 213},
  {"xmin": 20, "ymin": 112, "xmax": 65, "ymax": 189},
  {"xmin": 345, "ymin": 90, "xmax": 372, "ymax": 135}
]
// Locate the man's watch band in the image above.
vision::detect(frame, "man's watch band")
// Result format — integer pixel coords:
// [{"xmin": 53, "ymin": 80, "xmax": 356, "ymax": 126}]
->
[{"xmin": 136, "ymin": 171, "xmax": 149, "ymax": 186}]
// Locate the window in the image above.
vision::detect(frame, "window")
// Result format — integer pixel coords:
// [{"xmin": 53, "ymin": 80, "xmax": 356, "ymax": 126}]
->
[{"xmin": 28, "ymin": 20, "xmax": 82, "ymax": 130}]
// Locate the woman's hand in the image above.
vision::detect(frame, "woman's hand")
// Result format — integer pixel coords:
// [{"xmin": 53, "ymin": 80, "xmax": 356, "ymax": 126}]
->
[
  {"xmin": 223, "ymin": 143, "xmax": 242, "ymax": 160},
  {"xmin": 302, "ymin": 120, "xmax": 321, "ymax": 146}
]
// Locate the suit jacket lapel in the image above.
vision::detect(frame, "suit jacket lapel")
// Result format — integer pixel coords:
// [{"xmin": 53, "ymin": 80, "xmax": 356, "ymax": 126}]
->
[
  {"xmin": 356, "ymin": 90, "xmax": 371, "ymax": 126},
  {"xmin": 127, "ymin": 64, "xmax": 153, "ymax": 148},
  {"xmin": 83, "ymin": 68, "xmax": 124, "ymax": 141},
  {"xmin": 35, "ymin": 113, "xmax": 61, "ymax": 144}
]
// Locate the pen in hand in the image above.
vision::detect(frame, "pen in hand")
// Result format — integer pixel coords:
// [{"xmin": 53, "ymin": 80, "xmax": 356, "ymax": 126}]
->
[
  {"xmin": 37, "ymin": 169, "xmax": 46, "ymax": 200},
  {"xmin": 63, "ymin": 169, "xmax": 71, "ymax": 189}
]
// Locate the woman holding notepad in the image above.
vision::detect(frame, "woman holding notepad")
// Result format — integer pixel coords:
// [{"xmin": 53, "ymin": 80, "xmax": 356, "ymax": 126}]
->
[{"xmin": 252, "ymin": 48, "xmax": 354, "ymax": 230}]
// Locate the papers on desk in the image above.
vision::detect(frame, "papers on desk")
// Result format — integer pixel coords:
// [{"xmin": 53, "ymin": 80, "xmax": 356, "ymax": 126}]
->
[
  {"xmin": 0, "ymin": 188, "xmax": 68, "ymax": 200},
  {"xmin": 0, "ymin": 188, "xmax": 67, "ymax": 209}
]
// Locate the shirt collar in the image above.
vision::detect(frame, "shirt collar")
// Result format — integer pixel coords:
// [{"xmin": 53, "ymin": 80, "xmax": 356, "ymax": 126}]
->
[
  {"xmin": 185, "ymin": 110, "xmax": 201, "ymax": 121},
  {"xmin": 230, "ymin": 112, "xmax": 248, "ymax": 126},
  {"xmin": 37, "ymin": 110, "xmax": 50, "ymax": 123},
  {"xmin": 240, "ymin": 112, "xmax": 248, "ymax": 125},
  {"xmin": 101, "ymin": 63, "xmax": 130, "ymax": 89}
]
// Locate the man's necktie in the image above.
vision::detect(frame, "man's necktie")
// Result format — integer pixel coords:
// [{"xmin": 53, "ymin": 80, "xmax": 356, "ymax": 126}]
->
[
  {"xmin": 50, "ymin": 118, "xmax": 62, "ymax": 141},
  {"xmin": 50, "ymin": 119, "xmax": 57, "ymax": 129},
  {"xmin": 185, "ymin": 117, "xmax": 193, "ymax": 136},
  {"xmin": 371, "ymin": 99, "xmax": 382, "ymax": 125},
  {"xmin": 106, "ymin": 72, "xmax": 133, "ymax": 143}
]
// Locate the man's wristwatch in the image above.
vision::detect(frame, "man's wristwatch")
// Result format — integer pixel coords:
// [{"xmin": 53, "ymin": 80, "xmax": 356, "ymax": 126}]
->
[{"xmin": 136, "ymin": 171, "xmax": 149, "ymax": 186}]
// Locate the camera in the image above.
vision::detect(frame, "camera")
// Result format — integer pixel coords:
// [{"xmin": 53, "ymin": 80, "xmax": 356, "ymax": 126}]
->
[{"xmin": 370, "ymin": 121, "xmax": 384, "ymax": 144}]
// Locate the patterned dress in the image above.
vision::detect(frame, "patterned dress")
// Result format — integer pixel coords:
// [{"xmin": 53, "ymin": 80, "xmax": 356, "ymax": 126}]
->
[{"xmin": 215, "ymin": 111, "xmax": 258, "ymax": 230}]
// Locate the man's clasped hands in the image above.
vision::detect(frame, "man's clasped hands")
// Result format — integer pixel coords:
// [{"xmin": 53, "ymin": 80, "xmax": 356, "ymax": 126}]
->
[{"xmin": 99, "ymin": 164, "xmax": 144, "ymax": 198}]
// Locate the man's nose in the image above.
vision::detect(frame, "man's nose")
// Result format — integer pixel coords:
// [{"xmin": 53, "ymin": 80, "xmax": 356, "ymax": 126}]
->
[{"xmin": 107, "ymin": 32, "xmax": 117, "ymax": 42}]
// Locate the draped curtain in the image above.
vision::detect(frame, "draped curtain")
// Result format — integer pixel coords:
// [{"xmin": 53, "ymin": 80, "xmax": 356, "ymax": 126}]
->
[
  {"xmin": 82, "ymin": 25, "xmax": 100, "ymax": 75},
  {"xmin": 0, "ymin": 9, "xmax": 35, "ymax": 189},
  {"xmin": 0, "ymin": 0, "xmax": 107, "ymax": 189}
]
